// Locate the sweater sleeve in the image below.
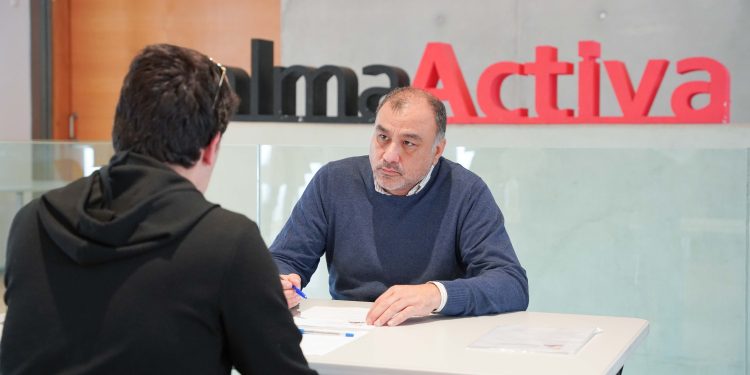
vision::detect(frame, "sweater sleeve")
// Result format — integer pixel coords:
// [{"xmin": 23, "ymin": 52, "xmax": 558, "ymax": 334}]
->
[
  {"xmin": 438, "ymin": 181, "xmax": 529, "ymax": 316},
  {"xmin": 220, "ymin": 221, "xmax": 317, "ymax": 375},
  {"xmin": 269, "ymin": 167, "xmax": 328, "ymax": 286}
]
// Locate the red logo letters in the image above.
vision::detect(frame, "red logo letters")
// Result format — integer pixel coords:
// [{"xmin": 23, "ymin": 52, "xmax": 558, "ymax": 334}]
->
[{"xmin": 413, "ymin": 41, "xmax": 730, "ymax": 124}]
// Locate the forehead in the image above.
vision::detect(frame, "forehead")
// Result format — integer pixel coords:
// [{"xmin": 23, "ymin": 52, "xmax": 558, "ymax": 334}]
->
[{"xmin": 374, "ymin": 97, "xmax": 437, "ymax": 137}]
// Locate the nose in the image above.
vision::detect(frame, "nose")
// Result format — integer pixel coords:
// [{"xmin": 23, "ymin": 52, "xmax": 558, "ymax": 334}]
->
[{"xmin": 382, "ymin": 142, "xmax": 401, "ymax": 164}]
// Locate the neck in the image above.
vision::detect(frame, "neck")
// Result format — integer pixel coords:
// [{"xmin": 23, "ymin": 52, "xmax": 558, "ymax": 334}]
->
[
  {"xmin": 167, "ymin": 134, "xmax": 221, "ymax": 193},
  {"xmin": 169, "ymin": 163, "xmax": 209, "ymax": 193}
]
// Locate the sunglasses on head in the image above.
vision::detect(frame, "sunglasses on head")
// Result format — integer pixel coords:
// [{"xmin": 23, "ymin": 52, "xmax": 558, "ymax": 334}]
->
[{"xmin": 208, "ymin": 57, "xmax": 227, "ymax": 107}]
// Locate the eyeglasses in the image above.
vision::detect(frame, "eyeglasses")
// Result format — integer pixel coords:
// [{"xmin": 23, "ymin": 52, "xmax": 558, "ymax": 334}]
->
[{"xmin": 209, "ymin": 57, "xmax": 227, "ymax": 107}]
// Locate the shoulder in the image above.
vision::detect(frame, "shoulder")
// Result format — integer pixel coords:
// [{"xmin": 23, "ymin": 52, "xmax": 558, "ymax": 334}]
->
[
  {"xmin": 191, "ymin": 207, "xmax": 272, "ymax": 267},
  {"xmin": 5, "ymin": 198, "xmax": 47, "ymax": 265},
  {"xmin": 15, "ymin": 173, "xmax": 90, "ymax": 229},
  {"xmin": 191, "ymin": 207, "xmax": 265, "ymax": 254},
  {"xmin": 309, "ymin": 155, "xmax": 370, "ymax": 189},
  {"xmin": 201, "ymin": 207, "xmax": 262, "ymax": 239},
  {"xmin": 8, "ymin": 198, "xmax": 43, "ymax": 235},
  {"xmin": 321, "ymin": 155, "xmax": 370, "ymax": 176},
  {"xmin": 433, "ymin": 158, "xmax": 499, "ymax": 214},
  {"xmin": 438, "ymin": 158, "xmax": 488, "ymax": 191},
  {"xmin": 13, "ymin": 198, "xmax": 41, "ymax": 220}
]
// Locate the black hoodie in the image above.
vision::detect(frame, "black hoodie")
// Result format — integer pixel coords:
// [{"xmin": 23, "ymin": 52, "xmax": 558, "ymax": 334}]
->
[{"xmin": 1, "ymin": 152, "xmax": 316, "ymax": 375}]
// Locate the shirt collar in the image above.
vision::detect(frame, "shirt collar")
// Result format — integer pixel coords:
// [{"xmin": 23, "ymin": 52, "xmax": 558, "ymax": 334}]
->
[{"xmin": 374, "ymin": 163, "xmax": 435, "ymax": 196}]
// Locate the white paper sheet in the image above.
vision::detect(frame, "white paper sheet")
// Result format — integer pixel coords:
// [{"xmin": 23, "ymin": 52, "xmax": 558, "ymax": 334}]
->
[
  {"xmin": 468, "ymin": 324, "xmax": 601, "ymax": 355},
  {"xmin": 299, "ymin": 331, "xmax": 364, "ymax": 356},
  {"xmin": 295, "ymin": 306, "xmax": 374, "ymax": 356},
  {"xmin": 299, "ymin": 306, "xmax": 371, "ymax": 324}
]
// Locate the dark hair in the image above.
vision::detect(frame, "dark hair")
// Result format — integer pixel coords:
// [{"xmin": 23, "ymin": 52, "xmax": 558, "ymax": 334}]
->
[
  {"xmin": 112, "ymin": 44, "xmax": 239, "ymax": 167},
  {"xmin": 375, "ymin": 86, "xmax": 447, "ymax": 142}
]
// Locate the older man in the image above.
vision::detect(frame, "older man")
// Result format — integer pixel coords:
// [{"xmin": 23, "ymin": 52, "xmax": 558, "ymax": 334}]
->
[{"xmin": 270, "ymin": 87, "xmax": 528, "ymax": 326}]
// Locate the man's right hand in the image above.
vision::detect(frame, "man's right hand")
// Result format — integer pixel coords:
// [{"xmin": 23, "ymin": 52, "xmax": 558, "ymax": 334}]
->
[{"xmin": 279, "ymin": 273, "xmax": 302, "ymax": 308}]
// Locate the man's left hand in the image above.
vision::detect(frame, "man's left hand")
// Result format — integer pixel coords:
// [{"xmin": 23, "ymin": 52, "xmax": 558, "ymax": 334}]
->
[{"xmin": 366, "ymin": 283, "xmax": 441, "ymax": 327}]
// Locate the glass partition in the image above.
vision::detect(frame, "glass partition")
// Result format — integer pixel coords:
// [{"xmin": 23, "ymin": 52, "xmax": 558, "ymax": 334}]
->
[
  {"xmin": 258, "ymin": 145, "xmax": 749, "ymax": 375},
  {"xmin": 0, "ymin": 142, "xmax": 748, "ymax": 375}
]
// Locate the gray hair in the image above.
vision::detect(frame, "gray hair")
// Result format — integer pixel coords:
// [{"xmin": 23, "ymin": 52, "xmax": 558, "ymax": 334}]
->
[{"xmin": 375, "ymin": 87, "xmax": 447, "ymax": 142}]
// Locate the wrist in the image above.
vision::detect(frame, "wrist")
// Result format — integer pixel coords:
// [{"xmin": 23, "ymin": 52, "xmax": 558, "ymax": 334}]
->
[{"xmin": 427, "ymin": 281, "xmax": 448, "ymax": 312}]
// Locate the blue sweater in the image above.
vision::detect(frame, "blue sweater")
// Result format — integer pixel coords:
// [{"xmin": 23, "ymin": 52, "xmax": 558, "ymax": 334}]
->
[{"xmin": 270, "ymin": 156, "xmax": 528, "ymax": 316}]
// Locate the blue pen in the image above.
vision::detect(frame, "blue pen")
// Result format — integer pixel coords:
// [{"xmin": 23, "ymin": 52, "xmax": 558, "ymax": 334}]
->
[
  {"xmin": 292, "ymin": 285, "xmax": 307, "ymax": 299},
  {"xmin": 299, "ymin": 328, "xmax": 354, "ymax": 337}
]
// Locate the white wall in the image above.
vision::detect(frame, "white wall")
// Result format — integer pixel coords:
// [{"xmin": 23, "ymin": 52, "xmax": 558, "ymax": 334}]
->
[
  {"xmin": 279, "ymin": 0, "xmax": 748, "ymax": 123},
  {"xmin": 0, "ymin": 1, "xmax": 32, "ymax": 275},
  {"xmin": 0, "ymin": 0, "xmax": 31, "ymax": 141}
]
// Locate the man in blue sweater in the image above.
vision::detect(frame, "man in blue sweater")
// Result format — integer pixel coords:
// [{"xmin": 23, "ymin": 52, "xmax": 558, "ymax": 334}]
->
[{"xmin": 270, "ymin": 87, "xmax": 528, "ymax": 326}]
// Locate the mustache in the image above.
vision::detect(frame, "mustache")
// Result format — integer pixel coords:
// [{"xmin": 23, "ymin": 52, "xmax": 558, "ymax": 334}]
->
[{"xmin": 376, "ymin": 162, "xmax": 402, "ymax": 174}]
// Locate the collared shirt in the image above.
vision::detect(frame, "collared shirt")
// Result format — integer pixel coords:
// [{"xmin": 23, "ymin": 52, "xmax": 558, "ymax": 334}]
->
[{"xmin": 373, "ymin": 163, "xmax": 447, "ymax": 312}]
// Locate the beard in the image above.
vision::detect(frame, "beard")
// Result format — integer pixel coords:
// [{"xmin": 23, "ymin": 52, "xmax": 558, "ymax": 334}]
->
[{"xmin": 373, "ymin": 163, "xmax": 409, "ymax": 194}]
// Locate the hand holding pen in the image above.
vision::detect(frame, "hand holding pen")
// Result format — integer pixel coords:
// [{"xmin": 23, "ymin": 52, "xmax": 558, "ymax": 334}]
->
[{"xmin": 280, "ymin": 273, "xmax": 304, "ymax": 309}]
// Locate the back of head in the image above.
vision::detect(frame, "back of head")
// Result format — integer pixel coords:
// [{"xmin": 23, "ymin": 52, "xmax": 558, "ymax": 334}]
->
[{"xmin": 112, "ymin": 44, "xmax": 239, "ymax": 167}]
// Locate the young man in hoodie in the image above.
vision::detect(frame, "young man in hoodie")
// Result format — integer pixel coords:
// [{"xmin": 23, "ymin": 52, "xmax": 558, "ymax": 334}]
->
[{"xmin": 1, "ymin": 44, "xmax": 316, "ymax": 375}]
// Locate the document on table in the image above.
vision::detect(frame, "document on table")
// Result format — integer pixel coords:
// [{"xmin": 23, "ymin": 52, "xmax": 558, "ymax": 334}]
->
[
  {"xmin": 294, "ymin": 306, "xmax": 374, "ymax": 356},
  {"xmin": 468, "ymin": 324, "xmax": 601, "ymax": 355}
]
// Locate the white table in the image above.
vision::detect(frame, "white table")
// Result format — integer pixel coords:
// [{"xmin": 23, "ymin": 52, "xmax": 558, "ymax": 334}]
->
[{"xmin": 299, "ymin": 299, "xmax": 649, "ymax": 375}]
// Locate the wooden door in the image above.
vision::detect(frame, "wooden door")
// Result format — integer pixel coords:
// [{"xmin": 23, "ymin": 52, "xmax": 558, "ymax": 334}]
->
[{"xmin": 52, "ymin": 0, "xmax": 280, "ymax": 141}]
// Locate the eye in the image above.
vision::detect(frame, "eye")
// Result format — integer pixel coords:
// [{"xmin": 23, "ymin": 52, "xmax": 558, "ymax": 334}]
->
[
  {"xmin": 403, "ymin": 140, "xmax": 416, "ymax": 147},
  {"xmin": 378, "ymin": 134, "xmax": 389, "ymax": 142}
]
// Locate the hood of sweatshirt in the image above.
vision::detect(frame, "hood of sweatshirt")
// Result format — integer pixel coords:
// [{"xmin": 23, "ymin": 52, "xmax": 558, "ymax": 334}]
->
[{"xmin": 38, "ymin": 151, "xmax": 217, "ymax": 265}]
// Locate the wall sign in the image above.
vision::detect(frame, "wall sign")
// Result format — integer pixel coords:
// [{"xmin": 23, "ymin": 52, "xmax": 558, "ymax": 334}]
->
[{"xmin": 229, "ymin": 39, "xmax": 730, "ymax": 124}]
